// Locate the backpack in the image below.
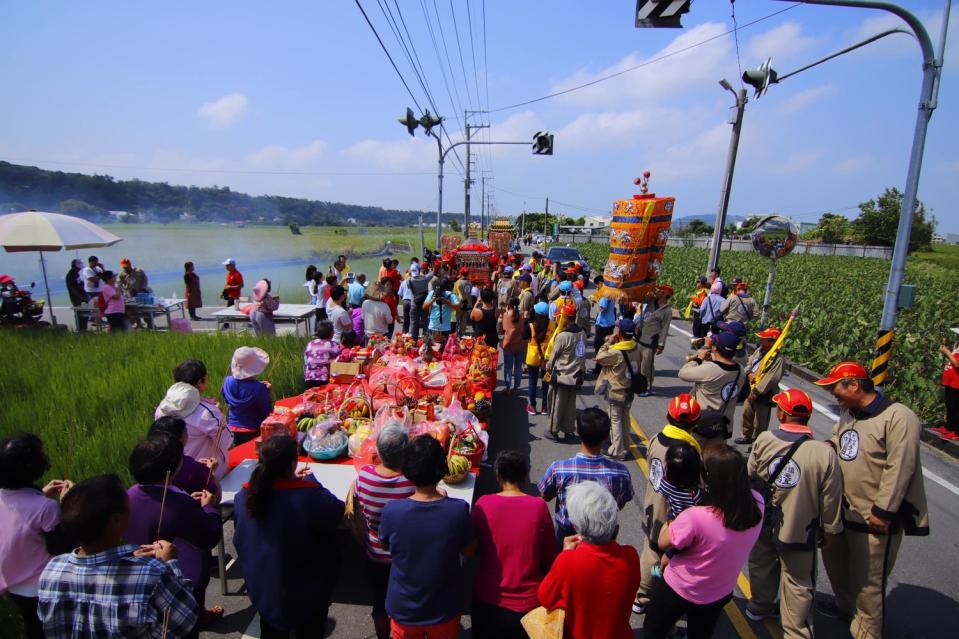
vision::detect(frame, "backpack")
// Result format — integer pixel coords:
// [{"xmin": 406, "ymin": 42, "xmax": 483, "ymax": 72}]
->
[
  {"xmin": 751, "ymin": 436, "xmax": 808, "ymax": 535},
  {"xmin": 409, "ymin": 276, "xmax": 430, "ymax": 305},
  {"xmin": 621, "ymin": 350, "xmax": 648, "ymax": 398},
  {"xmin": 95, "ymin": 291, "xmax": 108, "ymax": 312}
]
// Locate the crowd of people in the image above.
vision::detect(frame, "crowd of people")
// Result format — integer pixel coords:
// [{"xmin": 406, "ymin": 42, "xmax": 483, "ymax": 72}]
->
[{"xmin": 2, "ymin": 247, "xmax": 935, "ymax": 639}]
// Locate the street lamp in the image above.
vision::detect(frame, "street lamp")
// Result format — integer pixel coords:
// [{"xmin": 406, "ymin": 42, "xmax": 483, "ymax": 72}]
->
[{"xmin": 707, "ymin": 80, "xmax": 747, "ymax": 274}]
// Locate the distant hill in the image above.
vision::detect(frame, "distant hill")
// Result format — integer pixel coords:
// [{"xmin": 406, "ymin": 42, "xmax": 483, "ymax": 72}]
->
[
  {"xmin": 0, "ymin": 160, "xmax": 447, "ymax": 226},
  {"xmin": 672, "ymin": 214, "xmax": 746, "ymax": 229}
]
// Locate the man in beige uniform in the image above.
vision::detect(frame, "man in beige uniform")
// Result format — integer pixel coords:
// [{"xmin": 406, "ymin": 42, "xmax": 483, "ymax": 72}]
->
[
  {"xmin": 545, "ymin": 301, "xmax": 587, "ymax": 441},
  {"xmin": 632, "ymin": 393, "xmax": 704, "ymax": 615},
  {"xmin": 736, "ymin": 327, "xmax": 786, "ymax": 445},
  {"xmin": 453, "ymin": 268, "xmax": 473, "ymax": 337},
  {"xmin": 517, "ymin": 274, "xmax": 534, "ymax": 318},
  {"xmin": 635, "ymin": 286, "xmax": 673, "ymax": 396},
  {"xmin": 746, "ymin": 389, "xmax": 843, "ymax": 638},
  {"xmin": 678, "ymin": 331, "xmax": 744, "ymax": 440},
  {"xmin": 815, "ymin": 361, "xmax": 929, "ymax": 639},
  {"xmin": 594, "ymin": 318, "xmax": 642, "ymax": 461},
  {"xmin": 721, "ymin": 280, "xmax": 759, "ymax": 326}
]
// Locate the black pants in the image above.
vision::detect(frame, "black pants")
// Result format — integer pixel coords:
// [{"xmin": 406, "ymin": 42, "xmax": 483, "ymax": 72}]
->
[
  {"xmin": 367, "ymin": 559, "xmax": 390, "ymax": 618},
  {"xmin": 945, "ymin": 385, "xmax": 959, "ymax": 433},
  {"xmin": 692, "ymin": 311, "xmax": 705, "ymax": 338},
  {"xmin": 402, "ymin": 300, "xmax": 412, "ymax": 334},
  {"xmin": 259, "ymin": 606, "xmax": 330, "ymax": 639},
  {"xmin": 643, "ymin": 577, "xmax": 731, "ymax": 639},
  {"xmin": 409, "ymin": 303, "xmax": 427, "ymax": 341},
  {"xmin": 106, "ymin": 312, "xmax": 128, "ymax": 332},
  {"xmin": 593, "ymin": 325, "xmax": 614, "ymax": 372},
  {"xmin": 10, "ymin": 594, "xmax": 44, "ymax": 639},
  {"xmin": 470, "ymin": 599, "xmax": 528, "ymax": 639}
]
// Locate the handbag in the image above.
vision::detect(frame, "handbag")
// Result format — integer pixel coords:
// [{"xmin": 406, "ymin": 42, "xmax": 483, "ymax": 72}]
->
[
  {"xmin": 520, "ymin": 606, "xmax": 565, "ymax": 639},
  {"xmin": 752, "ymin": 436, "xmax": 808, "ymax": 535},
  {"xmin": 343, "ymin": 480, "xmax": 368, "ymax": 546},
  {"xmin": 621, "ymin": 351, "xmax": 648, "ymax": 397}
]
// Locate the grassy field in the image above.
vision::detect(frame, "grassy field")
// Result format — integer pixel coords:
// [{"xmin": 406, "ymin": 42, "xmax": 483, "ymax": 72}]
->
[
  {"xmin": 913, "ymin": 242, "xmax": 959, "ymax": 271},
  {"xmin": 0, "ymin": 331, "xmax": 311, "ymax": 485},
  {"xmin": 578, "ymin": 244, "xmax": 958, "ymax": 423}
]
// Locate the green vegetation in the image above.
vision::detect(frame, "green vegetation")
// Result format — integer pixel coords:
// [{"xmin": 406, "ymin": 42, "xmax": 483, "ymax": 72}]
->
[
  {"xmin": 579, "ymin": 244, "xmax": 958, "ymax": 422},
  {"xmin": 0, "ymin": 332, "xmax": 310, "ymax": 484},
  {"xmin": 914, "ymin": 243, "xmax": 959, "ymax": 271},
  {"xmin": 0, "ymin": 160, "xmax": 447, "ymax": 226}
]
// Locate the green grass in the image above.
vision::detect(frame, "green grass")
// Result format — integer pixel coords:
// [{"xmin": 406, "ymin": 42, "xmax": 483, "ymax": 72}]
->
[
  {"xmin": 578, "ymin": 243, "xmax": 959, "ymax": 422},
  {"xmin": 914, "ymin": 243, "xmax": 959, "ymax": 270},
  {"xmin": 0, "ymin": 331, "xmax": 311, "ymax": 485}
]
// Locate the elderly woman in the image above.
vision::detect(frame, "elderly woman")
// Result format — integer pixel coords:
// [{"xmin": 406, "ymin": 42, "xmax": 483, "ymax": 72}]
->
[
  {"xmin": 538, "ymin": 481, "xmax": 640, "ymax": 639},
  {"xmin": 250, "ymin": 278, "xmax": 278, "ymax": 336},
  {"xmin": 545, "ymin": 300, "xmax": 587, "ymax": 441},
  {"xmin": 222, "ymin": 347, "xmax": 273, "ymax": 445},
  {"xmin": 643, "ymin": 443, "xmax": 764, "ymax": 639},
  {"xmin": 355, "ymin": 426, "xmax": 416, "ymax": 639},
  {"xmin": 378, "ymin": 436, "xmax": 475, "ymax": 639}
]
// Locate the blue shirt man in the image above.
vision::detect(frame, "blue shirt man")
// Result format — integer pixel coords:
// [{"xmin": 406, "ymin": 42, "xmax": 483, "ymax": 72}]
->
[
  {"xmin": 425, "ymin": 289, "xmax": 460, "ymax": 333},
  {"xmin": 596, "ymin": 296, "xmax": 616, "ymax": 328},
  {"xmin": 347, "ymin": 277, "xmax": 365, "ymax": 308}
]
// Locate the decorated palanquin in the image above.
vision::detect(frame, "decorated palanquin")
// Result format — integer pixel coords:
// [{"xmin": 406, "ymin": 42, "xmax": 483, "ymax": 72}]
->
[
  {"xmin": 440, "ymin": 236, "xmax": 496, "ymax": 287},
  {"xmin": 598, "ymin": 172, "xmax": 675, "ymax": 303},
  {"xmin": 486, "ymin": 217, "xmax": 515, "ymax": 257}
]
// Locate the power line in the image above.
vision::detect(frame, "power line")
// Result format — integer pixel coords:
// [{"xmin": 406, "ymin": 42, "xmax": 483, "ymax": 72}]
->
[
  {"xmin": 353, "ymin": 0, "xmax": 423, "ymax": 113},
  {"xmin": 2, "ymin": 157, "xmax": 435, "ymax": 177},
  {"xmin": 448, "ymin": 0, "xmax": 475, "ymax": 108},
  {"xmin": 427, "ymin": 0, "xmax": 467, "ymax": 128},
  {"xmin": 487, "ymin": 2, "xmax": 802, "ymax": 113},
  {"xmin": 419, "ymin": 0, "xmax": 466, "ymax": 138},
  {"xmin": 730, "ymin": 0, "xmax": 745, "ymax": 88},
  {"xmin": 465, "ymin": 0, "xmax": 484, "ymax": 124}
]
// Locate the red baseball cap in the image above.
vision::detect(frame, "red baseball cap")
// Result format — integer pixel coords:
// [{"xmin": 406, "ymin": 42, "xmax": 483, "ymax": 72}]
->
[
  {"xmin": 756, "ymin": 327, "xmax": 781, "ymax": 340},
  {"xmin": 562, "ymin": 300, "xmax": 577, "ymax": 317},
  {"xmin": 814, "ymin": 361, "xmax": 870, "ymax": 386},
  {"xmin": 657, "ymin": 285, "xmax": 674, "ymax": 297},
  {"xmin": 573, "ymin": 280, "xmax": 584, "ymax": 290},
  {"xmin": 772, "ymin": 389, "xmax": 812, "ymax": 416},
  {"xmin": 667, "ymin": 393, "xmax": 701, "ymax": 424}
]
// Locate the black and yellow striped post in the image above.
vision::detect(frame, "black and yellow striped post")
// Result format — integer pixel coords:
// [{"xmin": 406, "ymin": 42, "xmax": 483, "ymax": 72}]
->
[{"xmin": 871, "ymin": 329, "xmax": 894, "ymax": 387}]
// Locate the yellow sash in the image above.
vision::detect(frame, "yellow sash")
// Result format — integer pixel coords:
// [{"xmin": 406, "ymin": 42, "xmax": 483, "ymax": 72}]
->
[{"xmin": 661, "ymin": 424, "xmax": 702, "ymax": 454}]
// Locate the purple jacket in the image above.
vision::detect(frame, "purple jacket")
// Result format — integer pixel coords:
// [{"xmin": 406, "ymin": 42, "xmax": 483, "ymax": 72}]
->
[
  {"xmin": 173, "ymin": 455, "xmax": 221, "ymax": 497},
  {"xmin": 125, "ymin": 485, "xmax": 221, "ymax": 594}
]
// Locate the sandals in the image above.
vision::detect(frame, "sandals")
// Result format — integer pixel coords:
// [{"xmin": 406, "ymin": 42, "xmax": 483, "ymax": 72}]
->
[{"xmin": 199, "ymin": 606, "xmax": 225, "ymax": 628}]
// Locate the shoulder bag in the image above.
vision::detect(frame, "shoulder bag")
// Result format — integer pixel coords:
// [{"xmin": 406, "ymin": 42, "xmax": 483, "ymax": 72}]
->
[{"xmin": 753, "ymin": 436, "xmax": 808, "ymax": 535}]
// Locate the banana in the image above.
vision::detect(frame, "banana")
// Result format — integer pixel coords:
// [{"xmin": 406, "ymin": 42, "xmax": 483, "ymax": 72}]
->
[{"xmin": 447, "ymin": 455, "xmax": 471, "ymax": 475}]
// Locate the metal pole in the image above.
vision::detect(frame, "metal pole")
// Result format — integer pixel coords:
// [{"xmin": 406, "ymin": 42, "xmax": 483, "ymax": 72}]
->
[
  {"xmin": 418, "ymin": 213, "xmax": 425, "ymax": 258},
  {"xmin": 435, "ymin": 133, "xmax": 444, "ymax": 250},
  {"xmin": 39, "ymin": 251, "xmax": 57, "ymax": 327},
  {"xmin": 480, "ymin": 176, "xmax": 486, "ymax": 240},
  {"xmin": 780, "ymin": 0, "xmax": 949, "ymax": 389},
  {"xmin": 760, "ymin": 257, "xmax": 777, "ymax": 329},
  {"xmin": 464, "ymin": 119, "xmax": 471, "ymax": 235},
  {"xmin": 708, "ymin": 87, "xmax": 746, "ymax": 275}
]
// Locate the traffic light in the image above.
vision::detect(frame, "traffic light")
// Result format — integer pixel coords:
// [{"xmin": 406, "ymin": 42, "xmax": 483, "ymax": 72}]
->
[
  {"xmin": 743, "ymin": 58, "xmax": 779, "ymax": 99},
  {"xmin": 635, "ymin": 0, "xmax": 692, "ymax": 28},
  {"xmin": 532, "ymin": 131, "xmax": 554, "ymax": 155},
  {"xmin": 398, "ymin": 107, "xmax": 419, "ymax": 136}
]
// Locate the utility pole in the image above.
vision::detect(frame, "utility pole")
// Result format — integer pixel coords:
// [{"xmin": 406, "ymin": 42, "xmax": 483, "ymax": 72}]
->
[
  {"xmin": 521, "ymin": 202, "xmax": 526, "ymax": 241},
  {"xmin": 545, "ymin": 197, "xmax": 550, "ymax": 246},
  {"xmin": 480, "ymin": 176, "xmax": 486, "ymax": 241},
  {"xmin": 464, "ymin": 111, "xmax": 489, "ymax": 239},
  {"xmin": 708, "ymin": 85, "xmax": 747, "ymax": 275}
]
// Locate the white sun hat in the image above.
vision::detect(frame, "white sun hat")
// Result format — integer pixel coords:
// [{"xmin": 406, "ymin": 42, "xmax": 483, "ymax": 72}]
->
[{"xmin": 231, "ymin": 346, "xmax": 270, "ymax": 380}]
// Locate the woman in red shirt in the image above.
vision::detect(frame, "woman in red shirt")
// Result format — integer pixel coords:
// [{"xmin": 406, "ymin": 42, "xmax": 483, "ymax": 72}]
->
[
  {"xmin": 538, "ymin": 481, "xmax": 640, "ymax": 639},
  {"xmin": 380, "ymin": 278, "xmax": 399, "ymax": 339},
  {"xmin": 934, "ymin": 328, "xmax": 959, "ymax": 439},
  {"xmin": 471, "ymin": 451, "xmax": 556, "ymax": 639}
]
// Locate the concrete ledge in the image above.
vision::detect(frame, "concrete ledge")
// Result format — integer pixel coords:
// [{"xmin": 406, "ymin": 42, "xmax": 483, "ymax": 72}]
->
[{"xmin": 920, "ymin": 426, "xmax": 959, "ymax": 458}]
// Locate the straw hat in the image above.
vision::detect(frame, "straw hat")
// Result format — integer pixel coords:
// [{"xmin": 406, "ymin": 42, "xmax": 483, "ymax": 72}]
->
[
  {"xmin": 156, "ymin": 382, "xmax": 201, "ymax": 419},
  {"xmin": 231, "ymin": 346, "xmax": 270, "ymax": 380}
]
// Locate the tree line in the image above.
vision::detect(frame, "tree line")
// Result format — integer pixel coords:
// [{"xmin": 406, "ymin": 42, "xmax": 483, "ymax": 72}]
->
[{"xmin": 0, "ymin": 161, "xmax": 441, "ymax": 227}]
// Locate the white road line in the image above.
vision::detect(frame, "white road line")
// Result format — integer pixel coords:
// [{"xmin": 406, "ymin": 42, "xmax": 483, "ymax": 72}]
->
[
  {"xmin": 225, "ymin": 557, "xmax": 237, "ymax": 571},
  {"xmin": 669, "ymin": 326, "xmax": 959, "ymax": 497}
]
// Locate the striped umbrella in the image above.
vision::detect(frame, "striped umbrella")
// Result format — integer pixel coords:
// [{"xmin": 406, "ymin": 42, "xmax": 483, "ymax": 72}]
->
[{"xmin": 0, "ymin": 211, "xmax": 123, "ymax": 326}]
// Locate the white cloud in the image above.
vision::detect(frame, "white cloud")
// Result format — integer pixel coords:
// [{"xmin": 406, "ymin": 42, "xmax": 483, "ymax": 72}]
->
[
  {"xmin": 341, "ymin": 137, "xmax": 435, "ymax": 172},
  {"xmin": 834, "ymin": 155, "xmax": 874, "ymax": 174},
  {"xmin": 549, "ymin": 22, "xmax": 734, "ymax": 106},
  {"xmin": 771, "ymin": 150, "xmax": 822, "ymax": 175},
  {"xmin": 197, "ymin": 93, "xmax": 248, "ymax": 128},
  {"xmin": 747, "ymin": 22, "xmax": 816, "ymax": 66},
  {"xmin": 779, "ymin": 84, "xmax": 837, "ymax": 115},
  {"xmin": 654, "ymin": 122, "xmax": 731, "ymax": 180},
  {"xmin": 247, "ymin": 139, "xmax": 327, "ymax": 168},
  {"xmin": 557, "ymin": 106, "xmax": 690, "ymax": 150}
]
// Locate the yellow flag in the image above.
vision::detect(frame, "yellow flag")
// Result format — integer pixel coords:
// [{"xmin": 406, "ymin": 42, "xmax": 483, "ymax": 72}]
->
[{"xmin": 752, "ymin": 303, "xmax": 801, "ymax": 391}]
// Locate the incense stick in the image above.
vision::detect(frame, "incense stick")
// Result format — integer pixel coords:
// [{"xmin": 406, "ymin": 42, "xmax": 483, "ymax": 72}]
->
[
  {"xmin": 160, "ymin": 607, "xmax": 171, "ymax": 639},
  {"xmin": 156, "ymin": 470, "xmax": 172, "ymax": 542},
  {"xmin": 205, "ymin": 420, "xmax": 226, "ymax": 489}
]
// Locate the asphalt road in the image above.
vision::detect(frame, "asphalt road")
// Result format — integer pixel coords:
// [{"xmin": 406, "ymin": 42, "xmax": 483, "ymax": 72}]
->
[{"xmin": 200, "ymin": 317, "xmax": 959, "ymax": 639}]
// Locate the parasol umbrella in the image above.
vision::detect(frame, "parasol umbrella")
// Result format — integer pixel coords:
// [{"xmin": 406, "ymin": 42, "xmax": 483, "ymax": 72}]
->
[{"xmin": 0, "ymin": 211, "xmax": 122, "ymax": 326}]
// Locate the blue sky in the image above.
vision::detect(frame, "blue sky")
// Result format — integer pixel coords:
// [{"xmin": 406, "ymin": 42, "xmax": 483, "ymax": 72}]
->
[{"xmin": 0, "ymin": 1, "xmax": 956, "ymax": 232}]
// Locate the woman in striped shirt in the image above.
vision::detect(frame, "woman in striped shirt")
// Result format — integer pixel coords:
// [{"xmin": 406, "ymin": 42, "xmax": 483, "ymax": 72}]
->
[{"xmin": 356, "ymin": 426, "xmax": 415, "ymax": 639}]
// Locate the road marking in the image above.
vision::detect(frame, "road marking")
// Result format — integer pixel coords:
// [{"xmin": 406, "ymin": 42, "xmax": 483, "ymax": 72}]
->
[
  {"xmin": 629, "ymin": 416, "xmax": 763, "ymax": 639},
  {"xmin": 670, "ymin": 326, "xmax": 959, "ymax": 499}
]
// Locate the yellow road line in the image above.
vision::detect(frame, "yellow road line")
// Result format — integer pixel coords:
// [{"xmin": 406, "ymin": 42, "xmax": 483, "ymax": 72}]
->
[{"xmin": 628, "ymin": 416, "xmax": 775, "ymax": 639}]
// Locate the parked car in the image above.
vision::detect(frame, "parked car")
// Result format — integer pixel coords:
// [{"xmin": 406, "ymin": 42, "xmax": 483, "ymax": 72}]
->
[{"xmin": 546, "ymin": 246, "xmax": 591, "ymax": 281}]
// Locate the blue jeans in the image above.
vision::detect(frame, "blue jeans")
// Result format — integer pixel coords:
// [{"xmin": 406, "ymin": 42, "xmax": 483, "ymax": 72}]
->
[
  {"xmin": 527, "ymin": 365, "xmax": 547, "ymax": 411},
  {"xmin": 502, "ymin": 349, "xmax": 524, "ymax": 390}
]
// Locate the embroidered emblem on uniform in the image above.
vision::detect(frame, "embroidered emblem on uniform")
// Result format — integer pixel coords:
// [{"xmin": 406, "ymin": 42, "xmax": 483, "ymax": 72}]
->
[
  {"xmin": 721, "ymin": 380, "xmax": 738, "ymax": 402},
  {"xmin": 649, "ymin": 458, "xmax": 664, "ymax": 492},
  {"xmin": 575, "ymin": 338, "xmax": 587, "ymax": 358},
  {"xmin": 769, "ymin": 457, "xmax": 802, "ymax": 488},
  {"xmin": 838, "ymin": 430, "xmax": 860, "ymax": 461}
]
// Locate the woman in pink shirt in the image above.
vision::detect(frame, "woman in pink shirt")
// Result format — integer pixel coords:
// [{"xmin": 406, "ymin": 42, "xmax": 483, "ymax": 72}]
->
[
  {"xmin": 471, "ymin": 451, "xmax": 556, "ymax": 639},
  {"xmin": 0, "ymin": 434, "xmax": 73, "ymax": 639},
  {"xmin": 99, "ymin": 270, "xmax": 128, "ymax": 332},
  {"xmin": 644, "ymin": 443, "xmax": 764, "ymax": 639}
]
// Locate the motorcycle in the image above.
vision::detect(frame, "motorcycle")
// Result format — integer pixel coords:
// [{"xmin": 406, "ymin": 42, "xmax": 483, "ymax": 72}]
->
[{"xmin": 0, "ymin": 275, "xmax": 48, "ymax": 327}]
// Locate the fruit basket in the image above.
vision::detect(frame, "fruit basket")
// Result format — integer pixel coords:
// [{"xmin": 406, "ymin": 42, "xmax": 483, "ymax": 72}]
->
[
  {"xmin": 303, "ymin": 425, "xmax": 349, "ymax": 460},
  {"xmin": 449, "ymin": 423, "xmax": 485, "ymax": 466},
  {"xmin": 443, "ymin": 453, "xmax": 471, "ymax": 485}
]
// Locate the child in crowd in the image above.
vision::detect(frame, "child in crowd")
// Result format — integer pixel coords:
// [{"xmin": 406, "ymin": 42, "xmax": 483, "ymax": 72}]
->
[
  {"xmin": 654, "ymin": 441, "xmax": 703, "ymax": 577},
  {"xmin": 222, "ymin": 346, "xmax": 273, "ymax": 446},
  {"xmin": 351, "ymin": 306, "xmax": 367, "ymax": 346},
  {"xmin": 125, "ymin": 435, "xmax": 223, "ymax": 628},
  {"xmin": 340, "ymin": 329, "xmax": 360, "ymax": 349},
  {"xmin": 38, "ymin": 475, "xmax": 199, "ymax": 638},
  {"xmin": 304, "ymin": 320, "xmax": 342, "ymax": 389},
  {"xmin": 0, "ymin": 434, "xmax": 73, "ymax": 639},
  {"xmin": 155, "ymin": 359, "xmax": 232, "ymax": 480}
]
